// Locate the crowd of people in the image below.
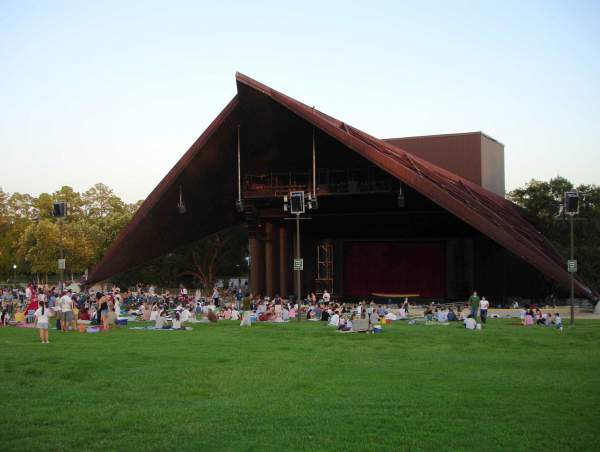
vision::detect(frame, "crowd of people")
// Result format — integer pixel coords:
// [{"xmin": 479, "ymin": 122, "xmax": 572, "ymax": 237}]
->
[
  {"xmin": 0, "ymin": 283, "xmax": 567, "ymax": 343},
  {"xmin": 520, "ymin": 306, "xmax": 563, "ymax": 330}
]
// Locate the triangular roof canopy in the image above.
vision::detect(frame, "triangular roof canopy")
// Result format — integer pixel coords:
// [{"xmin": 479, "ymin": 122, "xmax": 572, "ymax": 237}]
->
[{"xmin": 88, "ymin": 73, "xmax": 594, "ymax": 299}]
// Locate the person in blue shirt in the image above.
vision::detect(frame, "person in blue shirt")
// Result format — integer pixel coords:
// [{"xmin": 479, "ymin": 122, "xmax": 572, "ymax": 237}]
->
[{"xmin": 235, "ymin": 288, "xmax": 242, "ymax": 310}]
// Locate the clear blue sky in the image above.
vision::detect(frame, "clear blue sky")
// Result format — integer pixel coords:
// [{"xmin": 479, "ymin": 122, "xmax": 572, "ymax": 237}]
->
[{"xmin": 1, "ymin": 0, "xmax": 599, "ymax": 202}]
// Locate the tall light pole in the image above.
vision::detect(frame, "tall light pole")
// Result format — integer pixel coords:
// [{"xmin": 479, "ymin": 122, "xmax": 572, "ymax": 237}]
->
[
  {"xmin": 564, "ymin": 191, "xmax": 579, "ymax": 326},
  {"xmin": 59, "ymin": 218, "xmax": 64, "ymax": 292},
  {"xmin": 284, "ymin": 191, "xmax": 316, "ymax": 322},
  {"xmin": 53, "ymin": 201, "xmax": 67, "ymax": 292},
  {"xmin": 12, "ymin": 264, "xmax": 16, "ymax": 284},
  {"xmin": 295, "ymin": 210, "xmax": 301, "ymax": 321}
]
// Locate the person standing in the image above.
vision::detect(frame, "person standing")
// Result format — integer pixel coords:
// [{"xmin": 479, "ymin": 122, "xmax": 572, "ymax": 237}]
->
[
  {"xmin": 34, "ymin": 300, "xmax": 50, "ymax": 344},
  {"xmin": 479, "ymin": 296, "xmax": 489, "ymax": 324},
  {"xmin": 235, "ymin": 288, "xmax": 242, "ymax": 310},
  {"xmin": 60, "ymin": 290, "xmax": 74, "ymax": 332},
  {"xmin": 211, "ymin": 287, "xmax": 220, "ymax": 308},
  {"xmin": 468, "ymin": 291, "xmax": 480, "ymax": 320}
]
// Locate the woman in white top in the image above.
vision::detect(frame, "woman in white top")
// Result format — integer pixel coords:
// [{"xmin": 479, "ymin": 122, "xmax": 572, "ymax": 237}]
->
[
  {"xmin": 328, "ymin": 312, "xmax": 340, "ymax": 327},
  {"xmin": 34, "ymin": 301, "xmax": 50, "ymax": 344},
  {"xmin": 172, "ymin": 312, "xmax": 182, "ymax": 330},
  {"xmin": 150, "ymin": 304, "xmax": 159, "ymax": 322},
  {"xmin": 180, "ymin": 308, "xmax": 191, "ymax": 323}
]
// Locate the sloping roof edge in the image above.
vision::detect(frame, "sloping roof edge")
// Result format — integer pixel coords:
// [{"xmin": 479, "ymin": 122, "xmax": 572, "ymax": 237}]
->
[
  {"xmin": 87, "ymin": 95, "xmax": 239, "ymax": 284},
  {"xmin": 235, "ymin": 72, "xmax": 594, "ymax": 298}
]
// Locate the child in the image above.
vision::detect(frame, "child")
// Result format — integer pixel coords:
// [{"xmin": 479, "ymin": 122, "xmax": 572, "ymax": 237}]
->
[
  {"xmin": 554, "ymin": 313, "xmax": 563, "ymax": 331},
  {"xmin": 34, "ymin": 301, "xmax": 50, "ymax": 344}
]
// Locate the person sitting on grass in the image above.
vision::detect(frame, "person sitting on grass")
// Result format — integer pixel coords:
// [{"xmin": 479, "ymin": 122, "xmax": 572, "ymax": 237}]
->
[
  {"xmin": 155, "ymin": 308, "xmax": 167, "ymax": 329},
  {"xmin": 207, "ymin": 308, "xmax": 218, "ymax": 323},
  {"xmin": 280, "ymin": 305, "xmax": 289, "ymax": 321},
  {"xmin": 150, "ymin": 303, "xmax": 160, "ymax": 322},
  {"xmin": 447, "ymin": 308, "xmax": 457, "ymax": 322},
  {"xmin": 180, "ymin": 306, "xmax": 191, "ymax": 323},
  {"xmin": 424, "ymin": 307, "xmax": 434, "ymax": 324},
  {"xmin": 457, "ymin": 305, "xmax": 465, "ymax": 321},
  {"xmin": 369, "ymin": 309, "xmax": 380, "ymax": 329},
  {"xmin": 338, "ymin": 314, "xmax": 354, "ymax": 332},
  {"xmin": 77, "ymin": 307, "xmax": 91, "ymax": 333},
  {"xmin": 464, "ymin": 314, "xmax": 477, "ymax": 330},
  {"xmin": 172, "ymin": 312, "xmax": 183, "ymax": 330},
  {"xmin": 385, "ymin": 310, "xmax": 397, "ymax": 321},
  {"xmin": 524, "ymin": 309, "xmax": 534, "ymax": 326},
  {"xmin": 436, "ymin": 308, "xmax": 448, "ymax": 323},
  {"xmin": 535, "ymin": 308, "xmax": 545, "ymax": 325},
  {"xmin": 328, "ymin": 310, "xmax": 340, "ymax": 327}
]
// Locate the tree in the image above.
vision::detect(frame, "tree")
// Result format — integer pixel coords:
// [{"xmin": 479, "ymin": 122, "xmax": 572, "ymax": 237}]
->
[
  {"xmin": 63, "ymin": 220, "xmax": 95, "ymax": 275},
  {"xmin": 82, "ymin": 183, "xmax": 126, "ymax": 219},
  {"xmin": 7, "ymin": 192, "xmax": 36, "ymax": 221},
  {"xmin": 176, "ymin": 226, "xmax": 248, "ymax": 290},
  {"xmin": 16, "ymin": 219, "xmax": 61, "ymax": 276},
  {"xmin": 508, "ymin": 176, "xmax": 600, "ymax": 293},
  {"xmin": 111, "ymin": 226, "xmax": 249, "ymax": 291}
]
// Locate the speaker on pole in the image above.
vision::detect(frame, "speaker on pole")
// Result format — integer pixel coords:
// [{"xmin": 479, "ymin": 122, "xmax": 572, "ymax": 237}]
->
[
  {"xmin": 564, "ymin": 191, "xmax": 579, "ymax": 215},
  {"xmin": 53, "ymin": 201, "xmax": 66, "ymax": 217}
]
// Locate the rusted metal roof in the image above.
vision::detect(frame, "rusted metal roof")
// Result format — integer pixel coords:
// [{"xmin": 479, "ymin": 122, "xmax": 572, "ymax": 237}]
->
[{"xmin": 87, "ymin": 73, "xmax": 594, "ymax": 298}]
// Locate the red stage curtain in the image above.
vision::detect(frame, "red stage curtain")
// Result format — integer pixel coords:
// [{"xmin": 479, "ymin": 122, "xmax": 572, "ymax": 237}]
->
[{"xmin": 343, "ymin": 241, "xmax": 445, "ymax": 298}]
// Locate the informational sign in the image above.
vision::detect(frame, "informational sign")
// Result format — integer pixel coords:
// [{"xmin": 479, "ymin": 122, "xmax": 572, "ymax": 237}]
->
[
  {"xmin": 58, "ymin": 259, "xmax": 66, "ymax": 270},
  {"xmin": 567, "ymin": 260, "xmax": 577, "ymax": 273},
  {"xmin": 294, "ymin": 258, "xmax": 303, "ymax": 271}
]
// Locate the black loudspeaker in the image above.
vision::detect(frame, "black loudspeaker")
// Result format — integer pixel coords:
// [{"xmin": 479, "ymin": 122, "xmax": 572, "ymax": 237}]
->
[
  {"xmin": 290, "ymin": 191, "xmax": 305, "ymax": 214},
  {"xmin": 564, "ymin": 191, "xmax": 579, "ymax": 215},
  {"xmin": 53, "ymin": 201, "xmax": 66, "ymax": 217}
]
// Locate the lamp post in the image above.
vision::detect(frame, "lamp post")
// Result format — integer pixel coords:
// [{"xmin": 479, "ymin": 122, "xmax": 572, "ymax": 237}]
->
[
  {"xmin": 12, "ymin": 264, "xmax": 16, "ymax": 284},
  {"xmin": 53, "ymin": 201, "xmax": 67, "ymax": 292},
  {"xmin": 564, "ymin": 191, "xmax": 579, "ymax": 326},
  {"xmin": 283, "ymin": 191, "xmax": 316, "ymax": 321}
]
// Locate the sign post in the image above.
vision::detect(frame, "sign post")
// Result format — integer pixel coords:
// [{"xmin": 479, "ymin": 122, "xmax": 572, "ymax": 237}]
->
[
  {"xmin": 287, "ymin": 191, "xmax": 306, "ymax": 322},
  {"xmin": 283, "ymin": 190, "xmax": 316, "ymax": 322},
  {"xmin": 564, "ymin": 191, "xmax": 579, "ymax": 325},
  {"xmin": 295, "ymin": 212, "xmax": 301, "ymax": 321}
]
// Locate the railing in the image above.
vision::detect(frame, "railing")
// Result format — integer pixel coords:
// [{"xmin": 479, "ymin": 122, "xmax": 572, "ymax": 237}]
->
[{"xmin": 244, "ymin": 168, "xmax": 395, "ymax": 198}]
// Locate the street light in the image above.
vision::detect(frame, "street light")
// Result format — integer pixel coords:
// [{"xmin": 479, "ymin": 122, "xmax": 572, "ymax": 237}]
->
[
  {"xmin": 564, "ymin": 191, "xmax": 579, "ymax": 325},
  {"xmin": 283, "ymin": 191, "xmax": 316, "ymax": 321},
  {"xmin": 53, "ymin": 201, "xmax": 67, "ymax": 292},
  {"xmin": 12, "ymin": 264, "xmax": 16, "ymax": 284}
]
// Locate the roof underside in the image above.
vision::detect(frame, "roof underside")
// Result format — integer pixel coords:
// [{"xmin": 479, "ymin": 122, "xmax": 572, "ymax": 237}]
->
[{"xmin": 87, "ymin": 73, "xmax": 594, "ymax": 299}]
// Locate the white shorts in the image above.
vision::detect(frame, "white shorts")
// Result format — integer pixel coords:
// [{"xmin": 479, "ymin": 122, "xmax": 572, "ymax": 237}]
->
[{"xmin": 37, "ymin": 321, "xmax": 49, "ymax": 329}]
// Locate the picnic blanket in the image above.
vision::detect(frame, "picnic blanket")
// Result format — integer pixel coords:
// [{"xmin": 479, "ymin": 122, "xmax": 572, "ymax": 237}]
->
[{"xmin": 129, "ymin": 326, "xmax": 193, "ymax": 331}]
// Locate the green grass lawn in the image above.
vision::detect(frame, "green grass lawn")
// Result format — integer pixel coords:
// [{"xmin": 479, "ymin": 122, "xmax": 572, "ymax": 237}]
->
[{"xmin": 1, "ymin": 319, "xmax": 599, "ymax": 451}]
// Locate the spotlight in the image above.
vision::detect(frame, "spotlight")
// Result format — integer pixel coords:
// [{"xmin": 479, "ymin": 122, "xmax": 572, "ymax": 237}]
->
[
  {"xmin": 397, "ymin": 186, "xmax": 405, "ymax": 208},
  {"xmin": 177, "ymin": 185, "xmax": 186, "ymax": 214}
]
